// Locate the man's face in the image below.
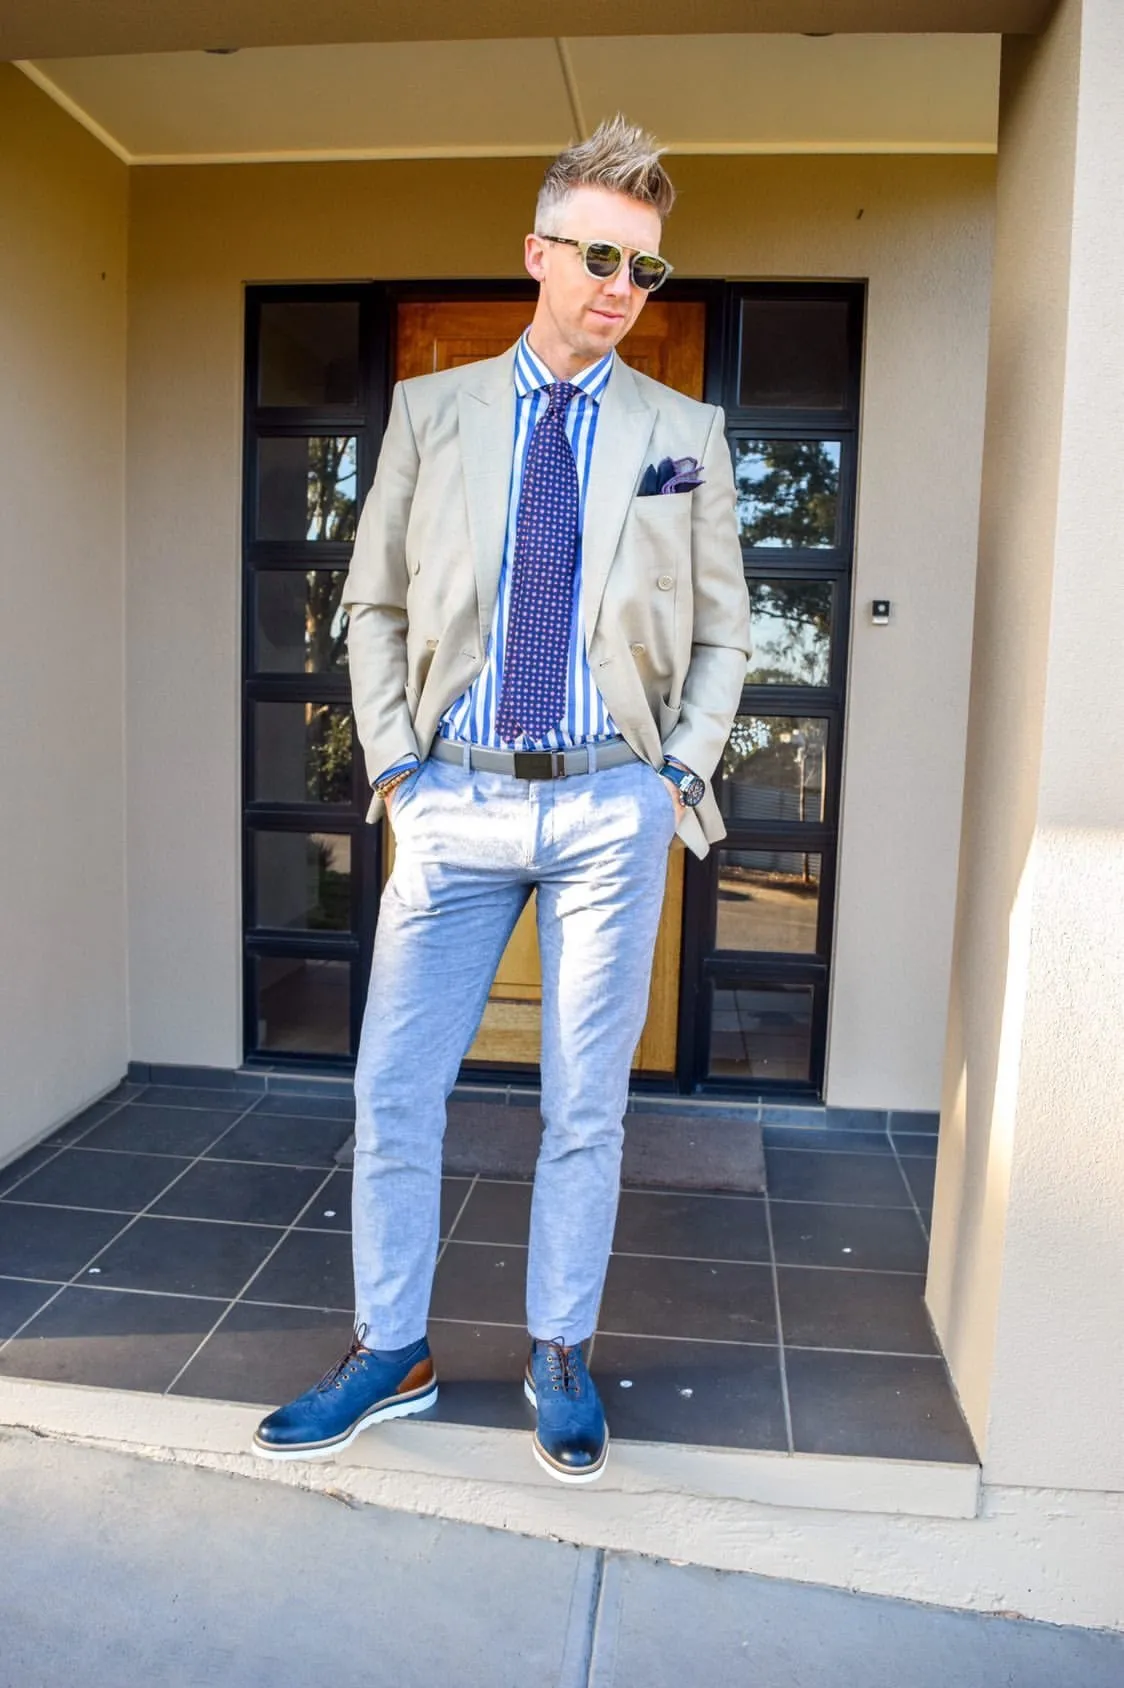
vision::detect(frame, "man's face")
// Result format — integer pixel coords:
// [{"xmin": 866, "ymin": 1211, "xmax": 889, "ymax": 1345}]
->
[{"xmin": 525, "ymin": 185, "xmax": 663, "ymax": 367}]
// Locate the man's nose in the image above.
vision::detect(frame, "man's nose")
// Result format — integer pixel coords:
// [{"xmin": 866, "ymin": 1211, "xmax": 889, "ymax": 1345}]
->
[{"xmin": 602, "ymin": 261, "xmax": 633, "ymax": 302}]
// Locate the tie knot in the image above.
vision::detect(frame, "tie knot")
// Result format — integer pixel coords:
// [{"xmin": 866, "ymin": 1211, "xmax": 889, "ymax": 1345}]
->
[{"xmin": 546, "ymin": 381, "xmax": 579, "ymax": 417}]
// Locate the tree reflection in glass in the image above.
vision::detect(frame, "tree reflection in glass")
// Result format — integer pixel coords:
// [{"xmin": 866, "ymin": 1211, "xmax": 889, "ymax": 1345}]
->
[
  {"xmin": 306, "ymin": 436, "xmax": 358, "ymax": 541},
  {"xmin": 721, "ymin": 715, "xmax": 827, "ymax": 825},
  {"xmin": 735, "ymin": 440, "xmax": 840, "ymax": 548},
  {"xmin": 747, "ymin": 581, "xmax": 832, "ymax": 686},
  {"xmin": 257, "ymin": 435, "xmax": 358, "ymax": 543}
]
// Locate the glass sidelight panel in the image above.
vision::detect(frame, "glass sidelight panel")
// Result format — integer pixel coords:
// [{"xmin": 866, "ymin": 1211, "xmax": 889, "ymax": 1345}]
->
[
  {"xmin": 258, "ymin": 300, "xmax": 361, "ymax": 408},
  {"xmin": 739, "ymin": 299, "xmax": 849, "ymax": 410},
  {"xmin": 734, "ymin": 439, "xmax": 840, "ymax": 549},
  {"xmin": 709, "ymin": 983, "xmax": 814, "ymax": 1083},
  {"xmin": 255, "ymin": 956, "xmax": 350, "ymax": 1055},
  {"xmin": 721, "ymin": 716, "xmax": 828, "ymax": 826},
  {"xmin": 716, "ymin": 851, "xmax": 822, "ymax": 955},
  {"xmin": 253, "ymin": 832, "xmax": 352, "ymax": 931},
  {"xmin": 747, "ymin": 580, "xmax": 833, "ymax": 686},
  {"xmin": 253, "ymin": 702, "xmax": 354, "ymax": 805},
  {"xmin": 257, "ymin": 436, "xmax": 358, "ymax": 543},
  {"xmin": 255, "ymin": 570, "xmax": 349, "ymax": 673}
]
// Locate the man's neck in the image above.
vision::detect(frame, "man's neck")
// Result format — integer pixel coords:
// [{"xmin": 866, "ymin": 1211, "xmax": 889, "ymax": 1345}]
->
[{"xmin": 525, "ymin": 325, "xmax": 604, "ymax": 384}]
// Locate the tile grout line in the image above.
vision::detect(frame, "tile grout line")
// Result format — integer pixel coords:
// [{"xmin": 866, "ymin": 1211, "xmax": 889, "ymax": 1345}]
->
[
  {"xmin": 437, "ymin": 1236, "xmax": 928, "ymax": 1277},
  {"xmin": 762, "ymin": 1189, "xmax": 795, "ymax": 1454},
  {"xmin": 887, "ymin": 1133, "xmax": 932, "ymax": 1245},
  {"xmin": 0, "ymin": 1094, "xmax": 135, "ymax": 1197},
  {"xmin": 434, "ymin": 1174, "xmax": 479, "ymax": 1269},
  {"xmin": 0, "ymin": 1092, "xmax": 269, "ymax": 1359},
  {"xmin": 162, "ymin": 1162, "xmax": 342, "ymax": 1397}
]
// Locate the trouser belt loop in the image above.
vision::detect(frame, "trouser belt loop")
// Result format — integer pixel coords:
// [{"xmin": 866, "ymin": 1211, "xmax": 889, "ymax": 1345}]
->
[
  {"xmin": 461, "ymin": 743, "xmax": 471, "ymax": 771},
  {"xmin": 587, "ymin": 742, "xmax": 598, "ymax": 774}
]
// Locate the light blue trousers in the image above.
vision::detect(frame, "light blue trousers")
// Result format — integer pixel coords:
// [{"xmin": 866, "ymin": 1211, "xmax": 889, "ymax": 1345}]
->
[{"xmin": 351, "ymin": 755, "xmax": 678, "ymax": 1348}]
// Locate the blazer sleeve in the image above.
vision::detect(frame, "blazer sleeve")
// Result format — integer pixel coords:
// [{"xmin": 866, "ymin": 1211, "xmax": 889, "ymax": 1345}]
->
[
  {"xmin": 661, "ymin": 404, "xmax": 752, "ymax": 782},
  {"xmin": 341, "ymin": 381, "xmax": 423, "ymax": 787}
]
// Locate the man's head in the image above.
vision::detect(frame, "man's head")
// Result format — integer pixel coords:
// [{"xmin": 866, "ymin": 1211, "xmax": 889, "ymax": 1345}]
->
[{"xmin": 524, "ymin": 116, "xmax": 675, "ymax": 378}]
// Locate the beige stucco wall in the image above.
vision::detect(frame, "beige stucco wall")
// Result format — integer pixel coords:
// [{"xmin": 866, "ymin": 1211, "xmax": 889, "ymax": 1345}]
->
[
  {"xmin": 126, "ymin": 151, "xmax": 995, "ymax": 1105},
  {"xmin": 929, "ymin": 0, "xmax": 1124, "ymax": 1490},
  {"xmin": 0, "ymin": 68, "xmax": 128, "ymax": 1158}
]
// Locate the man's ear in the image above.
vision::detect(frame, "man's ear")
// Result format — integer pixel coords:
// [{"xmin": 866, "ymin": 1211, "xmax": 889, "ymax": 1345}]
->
[{"xmin": 524, "ymin": 233, "xmax": 547, "ymax": 284}]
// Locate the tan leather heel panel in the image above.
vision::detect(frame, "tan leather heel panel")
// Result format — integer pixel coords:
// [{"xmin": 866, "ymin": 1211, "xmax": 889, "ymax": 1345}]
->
[{"xmin": 396, "ymin": 1357, "xmax": 435, "ymax": 1394}]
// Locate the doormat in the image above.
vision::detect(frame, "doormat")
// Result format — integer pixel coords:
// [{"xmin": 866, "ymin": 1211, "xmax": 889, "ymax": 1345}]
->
[{"xmin": 336, "ymin": 1101, "xmax": 765, "ymax": 1194}]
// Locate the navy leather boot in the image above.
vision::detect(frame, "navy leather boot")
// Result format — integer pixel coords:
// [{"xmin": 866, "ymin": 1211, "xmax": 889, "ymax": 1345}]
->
[
  {"xmin": 253, "ymin": 1326, "xmax": 437, "ymax": 1460},
  {"xmin": 524, "ymin": 1338, "xmax": 608, "ymax": 1484}
]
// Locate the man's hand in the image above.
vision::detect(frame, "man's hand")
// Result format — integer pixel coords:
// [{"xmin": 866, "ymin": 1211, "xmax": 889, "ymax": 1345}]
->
[{"xmin": 658, "ymin": 771, "xmax": 686, "ymax": 814}]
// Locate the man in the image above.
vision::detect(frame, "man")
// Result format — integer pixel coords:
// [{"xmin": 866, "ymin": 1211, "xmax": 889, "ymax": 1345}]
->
[{"xmin": 255, "ymin": 116, "xmax": 751, "ymax": 1482}]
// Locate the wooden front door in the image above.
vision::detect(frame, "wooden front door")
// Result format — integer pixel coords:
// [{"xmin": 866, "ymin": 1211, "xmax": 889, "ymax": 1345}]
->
[{"xmin": 390, "ymin": 297, "xmax": 706, "ymax": 1073}]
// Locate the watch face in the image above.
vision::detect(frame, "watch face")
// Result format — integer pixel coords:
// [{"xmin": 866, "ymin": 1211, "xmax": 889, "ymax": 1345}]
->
[{"xmin": 681, "ymin": 774, "xmax": 706, "ymax": 808}]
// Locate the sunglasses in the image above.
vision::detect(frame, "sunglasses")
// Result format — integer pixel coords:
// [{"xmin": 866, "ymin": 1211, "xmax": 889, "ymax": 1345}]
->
[{"xmin": 538, "ymin": 234, "xmax": 673, "ymax": 293}]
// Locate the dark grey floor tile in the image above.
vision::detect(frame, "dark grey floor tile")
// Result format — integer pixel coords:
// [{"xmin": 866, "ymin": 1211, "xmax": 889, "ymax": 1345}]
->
[
  {"xmin": 249, "ymin": 1093, "xmax": 356, "ymax": 1122},
  {"xmin": 592, "ymin": 1334, "xmax": 787, "ymax": 1451},
  {"xmin": 0, "ymin": 1276, "xmax": 62, "ymax": 1340},
  {"xmin": 45, "ymin": 1100, "xmax": 124, "ymax": 1146},
  {"xmin": 427, "ymin": 1320, "xmax": 532, "ymax": 1430},
  {"xmin": 293, "ymin": 1168, "xmax": 353, "ymax": 1232},
  {"xmin": 12, "ymin": 1148, "xmax": 192, "ymax": 1214},
  {"xmin": 170, "ymin": 1300, "xmax": 356, "ymax": 1405},
  {"xmin": 454, "ymin": 1180, "xmax": 533, "ymax": 1244},
  {"xmin": 778, "ymin": 1266, "xmax": 937, "ymax": 1355},
  {"xmin": 613, "ymin": 1191, "xmax": 770, "ymax": 1263},
  {"xmin": 132, "ymin": 1086, "xmax": 252, "ymax": 1113},
  {"xmin": 889, "ymin": 1109, "xmax": 939, "ymax": 1136},
  {"xmin": 0, "ymin": 1146, "xmax": 61, "ymax": 1196},
  {"xmin": 79, "ymin": 1104, "xmax": 240, "ymax": 1157},
  {"xmin": 242, "ymin": 1229, "xmax": 352, "ymax": 1311},
  {"xmin": 148, "ymin": 1065, "xmax": 240, "ymax": 1091},
  {"xmin": 766, "ymin": 1148, "xmax": 912, "ymax": 1207},
  {"xmin": 430, "ymin": 1241, "xmax": 528, "ymax": 1327},
  {"xmin": 101, "ymin": 1081, "xmax": 148, "ymax": 1103},
  {"xmin": 599, "ymin": 1253, "xmax": 776, "ymax": 1345},
  {"xmin": 901, "ymin": 1156, "xmax": 937, "ymax": 1212},
  {"xmin": 763, "ymin": 1127, "xmax": 892, "ymax": 1155},
  {"xmin": 786, "ymin": 1348, "xmax": 978, "ymax": 1463},
  {"xmin": 204, "ymin": 1113, "xmax": 353, "ymax": 1167},
  {"xmin": 91, "ymin": 1216, "xmax": 281, "ymax": 1300},
  {"xmin": 150, "ymin": 1160, "xmax": 326, "ymax": 1227},
  {"xmin": 769, "ymin": 1201, "xmax": 929, "ymax": 1273},
  {"xmin": 891, "ymin": 1133, "xmax": 938, "ymax": 1159},
  {"xmin": 0, "ymin": 1286, "xmax": 219, "ymax": 1392},
  {"xmin": 438, "ymin": 1178, "xmax": 474, "ymax": 1236},
  {"xmin": 0, "ymin": 1203, "xmax": 128, "ymax": 1280}
]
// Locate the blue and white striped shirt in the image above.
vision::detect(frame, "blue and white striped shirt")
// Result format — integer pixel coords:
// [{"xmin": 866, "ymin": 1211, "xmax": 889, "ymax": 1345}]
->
[{"xmin": 438, "ymin": 332, "xmax": 621, "ymax": 750}]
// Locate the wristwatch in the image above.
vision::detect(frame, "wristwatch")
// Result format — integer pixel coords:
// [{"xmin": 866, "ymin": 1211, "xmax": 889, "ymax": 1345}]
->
[{"xmin": 659, "ymin": 760, "xmax": 705, "ymax": 808}]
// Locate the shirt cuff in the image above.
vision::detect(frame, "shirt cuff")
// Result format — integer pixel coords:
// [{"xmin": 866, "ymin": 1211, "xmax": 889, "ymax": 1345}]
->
[{"xmin": 372, "ymin": 754, "xmax": 420, "ymax": 792}]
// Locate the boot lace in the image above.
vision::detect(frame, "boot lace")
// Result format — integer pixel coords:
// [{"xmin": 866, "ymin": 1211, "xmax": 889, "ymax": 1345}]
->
[
  {"xmin": 316, "ymin": 1323, "xmax": 372, "ymax": 1392},
  {"xmin": 541, "ymin": 1339, "xmax": 582, "ymax": 1397}
]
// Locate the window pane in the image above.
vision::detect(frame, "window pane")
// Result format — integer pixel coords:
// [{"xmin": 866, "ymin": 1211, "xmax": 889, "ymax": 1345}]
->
[
  {"xmin": 253, "ymin": 702, "xmax": 353, "ymax": 805},
  {"xmin": 716, "ymin": 851, "xmax": 821, "ymax": 954},
  {"xmin": 256, "ymin": 957, "xmax": 350, "ymax": 1055},
  {"xmin": 709, "ymin": 984, "xmax": 814, "ymax": 1083},
  {"xmin": 747, "ymin": 580, "xmax": 833, "ymax": 686},
  {"xmin": 735, "ymin": 440, "xmax": 840, "ymax": 550},
  {"xmin": 721, "ymin": 716, "xmax": 827, "ymax": 826},
  {"xmin": 253, "ymin": 832, "xmax": 352, "ymax": 932},
  {"xmin": 258, "ymin": 301, "xmax": 360, "ymax": 408},
  {"xmin": 257, "ymin": 436, "xmax": 358, "ymax": 543},
  {"xmin": 255, "ymin": 571, "xmax": 349, "ymax": 673},
  {"xmin": 739, "ymin": 299, "xmax": 849, "ymax": 409}
]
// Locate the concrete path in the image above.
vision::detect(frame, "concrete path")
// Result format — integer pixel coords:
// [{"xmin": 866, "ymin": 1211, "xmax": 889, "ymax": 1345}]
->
[{"xmin": 1, "ymin": 1430, "xmax": 1120, "ymax": 1688}]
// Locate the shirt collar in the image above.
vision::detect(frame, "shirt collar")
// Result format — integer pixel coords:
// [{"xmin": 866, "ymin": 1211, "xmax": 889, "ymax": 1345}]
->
[{"xmin": 513, "ymin": 331, "xmax": 615, "ymax": 405}]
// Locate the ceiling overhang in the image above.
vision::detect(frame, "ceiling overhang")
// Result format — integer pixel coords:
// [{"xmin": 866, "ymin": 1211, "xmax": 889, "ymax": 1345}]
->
[
  {"xmin": 0, "ymin": 1, "xmax": 1052, "ymax": 63},
  {"xmin": 16, "ymin": 35, "xmax": 1001, "ymax": 168}
]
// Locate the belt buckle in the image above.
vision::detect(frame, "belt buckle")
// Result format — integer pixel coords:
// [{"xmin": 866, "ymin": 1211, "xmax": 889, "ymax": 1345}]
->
[{"xmin": 512, "ymin": 750, "xmax": 561, "ymax": 781}]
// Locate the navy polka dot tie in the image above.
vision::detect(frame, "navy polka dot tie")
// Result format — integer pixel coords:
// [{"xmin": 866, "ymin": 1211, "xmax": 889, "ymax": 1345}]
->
[{"xmin": 496, "ymin": 381, "xmax": 580, "ymax": 742}]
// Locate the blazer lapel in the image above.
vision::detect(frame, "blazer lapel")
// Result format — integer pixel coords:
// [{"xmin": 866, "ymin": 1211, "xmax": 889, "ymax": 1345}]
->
[
  {"xmin": 581, "ymin": 357, "xmax": 656, "ymax": 648},
  {"xmin": 456, "ymin": 348, "xmax": 517, "ymax": 647}
]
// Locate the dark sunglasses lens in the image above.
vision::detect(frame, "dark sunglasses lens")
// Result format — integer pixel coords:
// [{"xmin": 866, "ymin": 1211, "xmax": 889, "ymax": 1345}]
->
[
  {"xmin": 630, "ymin": 254, "xmax": 668, "ymax": 291},
  {"xmin": 583, "ymin": 241, "xmax": 624, "ymax": 279}
]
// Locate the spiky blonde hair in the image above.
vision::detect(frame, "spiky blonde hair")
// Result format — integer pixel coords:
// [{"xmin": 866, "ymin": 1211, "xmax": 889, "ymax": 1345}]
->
[{"xmin": 536, "ymin": 115, "xmax": 676, "ymax": 231}]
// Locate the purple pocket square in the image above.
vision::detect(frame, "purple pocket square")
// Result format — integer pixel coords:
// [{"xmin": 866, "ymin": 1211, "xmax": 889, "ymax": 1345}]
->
[{"xmin": 638, "ymin": 456, "xmax": 705, "ymax": 496}]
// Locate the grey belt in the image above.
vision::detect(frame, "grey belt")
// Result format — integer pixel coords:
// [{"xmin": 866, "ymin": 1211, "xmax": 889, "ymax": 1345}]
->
[{"xmin": 429, "ymin": 736, "xmax": 640, "ymax": 781}]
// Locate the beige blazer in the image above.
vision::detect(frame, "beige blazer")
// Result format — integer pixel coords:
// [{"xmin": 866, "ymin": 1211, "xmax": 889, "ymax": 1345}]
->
[{"xmin": 342, "ymin": 346, "xmax": 751, "ymax": 859}]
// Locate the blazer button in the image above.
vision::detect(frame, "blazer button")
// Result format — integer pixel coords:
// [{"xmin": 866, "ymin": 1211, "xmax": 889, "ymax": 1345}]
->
[
  {"xmin": 425, "ymin": 637, "xmax": 439, "ymax": 649},
  {"xmin": 630, "ymin": 642, "xmax": 646, "ymax": 656},
  {"xmin": 657, "ymin": 575, "xmax": 674, "ymax": 591}
]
